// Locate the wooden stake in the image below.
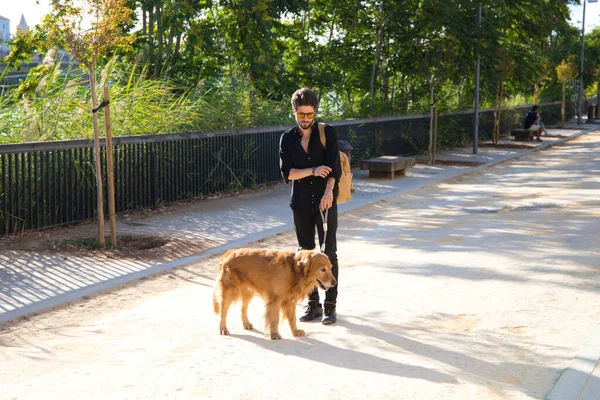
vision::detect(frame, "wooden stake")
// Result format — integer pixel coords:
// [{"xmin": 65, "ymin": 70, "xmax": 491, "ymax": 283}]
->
[
  {"xmin": 89, "ymin": 63, "xmax": 105, "ymax": 248},
  {"xmin": 562, "ymin": 82, "xmax": 566, "ymax": 128},
  {"xmin": 433, "ymin": 93, "xmax": 438, "ymax": 163},
  {"xmin": 104, "ymin": 86, "xmax": 117, "ymax": 248},
  {"xmin": 496, "ymin": 82, "xmax": 504, "ymax": 144},
  {"xmin": 428, "ymin": 84, "xmax": 434, "ymax": 165}
]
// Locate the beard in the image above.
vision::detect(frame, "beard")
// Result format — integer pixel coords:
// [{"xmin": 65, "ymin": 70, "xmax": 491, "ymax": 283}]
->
[{"xmin": 298, "ymin": 120, "xmax": 314, "ymax": 130}]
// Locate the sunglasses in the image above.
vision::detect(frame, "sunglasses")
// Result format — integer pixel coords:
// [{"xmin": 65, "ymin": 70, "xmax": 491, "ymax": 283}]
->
[{"xmin": 296, "ymin": 112, "xmax": 315, "ymax": 119}]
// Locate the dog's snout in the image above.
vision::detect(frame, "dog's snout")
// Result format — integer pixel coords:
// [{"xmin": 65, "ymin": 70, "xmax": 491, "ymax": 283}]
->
[{"xmin": 331, "ymin": 279, "xmax": 337, "ymax": 287}]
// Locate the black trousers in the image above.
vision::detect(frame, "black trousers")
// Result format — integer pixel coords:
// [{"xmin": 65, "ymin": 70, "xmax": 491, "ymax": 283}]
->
[{"xmin": 293, "ymin": 202, "xmax": 339, "ymax": 304}]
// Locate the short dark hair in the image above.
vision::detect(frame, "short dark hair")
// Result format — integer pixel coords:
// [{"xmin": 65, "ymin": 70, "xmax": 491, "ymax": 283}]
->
[
  {"xmin": 291, "ymin": 88, "xmax": 319, "ymax": 110},
  {"xmin": 532, "ymin": 105, "xmax": 539, "ymax": 111}
]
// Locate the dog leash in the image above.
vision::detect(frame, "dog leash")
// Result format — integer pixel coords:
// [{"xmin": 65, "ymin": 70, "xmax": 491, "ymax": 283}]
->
[{"xmin": 320, "ymin": 208, "xmax": 328, "ymax": 253}]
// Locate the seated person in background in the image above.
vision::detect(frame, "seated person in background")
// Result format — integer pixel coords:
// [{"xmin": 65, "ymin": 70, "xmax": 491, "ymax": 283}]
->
[
  {"xmin": 532, "ymin": 105, "xmax": 549, "ymax": 136},
  {"xmin": 539, "ymin": 120, "xmax": 549, "ymax": 136},
  {"xmin": 524, "ymin": 105, "xmax": 544, "ymax": 142}
]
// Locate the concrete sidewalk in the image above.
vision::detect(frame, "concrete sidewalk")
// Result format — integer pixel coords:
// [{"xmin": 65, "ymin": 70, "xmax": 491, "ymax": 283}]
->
[
  {"xmin": 1, "ymin": 122, "xmax": 599, "ymax": 399},
  {"xmin": 0, "ymin": 125, "xmax": 591, "ymax": 325}
]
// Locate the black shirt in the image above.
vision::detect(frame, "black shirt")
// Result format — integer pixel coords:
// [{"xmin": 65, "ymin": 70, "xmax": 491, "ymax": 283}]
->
[
  {"xmin": 524, "ymin": 110, "xmax": 538, "ymax": 129},
  {"xmin": 279, "ymin": 122, "xmax": 342, "ymax": 212}
]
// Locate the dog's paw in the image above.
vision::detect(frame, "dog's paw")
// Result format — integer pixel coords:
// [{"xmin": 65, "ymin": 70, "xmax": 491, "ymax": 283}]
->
[
  {"xmin": 292, "ymin": 329, "xmax": 305, "ymax": 337},
  {"xmin": 220, "ymin": 327, "xmax": 230, "ymax": 335},
  {"xmin": 243, "ymin": 322, "xmax": 254, "ymax": 330},
  {"xmin": 267, "ymin": 332, "xmax": 282, "ymax": 340}
]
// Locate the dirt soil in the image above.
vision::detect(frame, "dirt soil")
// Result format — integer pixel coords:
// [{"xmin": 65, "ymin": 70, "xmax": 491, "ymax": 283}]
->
[
  {"xmin": 417, "ymin": 159, "xmax": 486, "ymax": 167},
  {"xmin": 478, "ymin": 143, "xmax": 537, "ymax": 150},
  {"xmin": 0, "ymin": 224, "xmax": 217, "ymax": 262},
  {"xmin": 0, "ymin": 182, "xmax": 282, "ymax": 261}
]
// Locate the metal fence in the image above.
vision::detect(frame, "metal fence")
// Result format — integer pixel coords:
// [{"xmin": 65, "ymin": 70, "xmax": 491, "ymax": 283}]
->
[{"xmin": 0, "ymin": 101, "xmax": 571, "ymax": 235}]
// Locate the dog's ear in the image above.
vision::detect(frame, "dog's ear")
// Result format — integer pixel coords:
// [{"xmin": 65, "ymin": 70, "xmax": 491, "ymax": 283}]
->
[{"xmin": 293, "ymin": 250, "xmax": 312, "ymax": 276}]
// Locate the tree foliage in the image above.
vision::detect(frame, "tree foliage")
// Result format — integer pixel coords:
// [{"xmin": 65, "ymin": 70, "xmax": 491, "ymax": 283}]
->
[{"xmin": 2, "ymin": 0, "xmax": 590, "ymax": 136}]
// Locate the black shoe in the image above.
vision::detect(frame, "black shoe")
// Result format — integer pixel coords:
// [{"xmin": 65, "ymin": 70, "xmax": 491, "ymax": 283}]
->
[
  {"xmin": 322, "ymin": 301, "xmax": 337, "ymax": 325},
  {"xmin": 299, "ymin": 301, "xmax": 323, "ymax": 322}
]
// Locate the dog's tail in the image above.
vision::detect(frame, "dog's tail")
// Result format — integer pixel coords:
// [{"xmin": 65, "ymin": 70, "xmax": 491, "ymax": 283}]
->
[
  {"xmin": 212, "ymin": 257, "xmax": 226, "ymax": 314},
  {"xmin": 212, "ymin": 253, "xmax": 231, "ymax": 314},
  {"xmin": 212, "ymin": 284, "xmax": 221, "ymax": 314},
  {"xmin": 213, "ymin": 250, "xmax": 243, "ymax": 314}
]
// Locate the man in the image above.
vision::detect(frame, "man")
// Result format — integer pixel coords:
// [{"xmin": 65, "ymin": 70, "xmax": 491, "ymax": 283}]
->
[
  {"xmin": 279, "ymin": 88, "xmax": 341, "ymax": 325},
  {"xmin": 524, "ymin": 105, "xmax": 544, "ymax": 142}
]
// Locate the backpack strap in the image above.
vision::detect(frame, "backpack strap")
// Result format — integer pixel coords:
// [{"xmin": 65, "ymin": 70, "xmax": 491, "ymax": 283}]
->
[{"xmin": 318, "ymin": 122, "xmax": 326, "ymax": 148}]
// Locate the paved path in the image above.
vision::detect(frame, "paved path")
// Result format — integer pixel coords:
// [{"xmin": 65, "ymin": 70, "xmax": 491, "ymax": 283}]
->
[
  {"xmin": 1, "ymin": 124, "xmax": 600, "ymax": 399},
  {"xmin": 0, "ymin": 127, "xmax": 591, "ymax": 324}
]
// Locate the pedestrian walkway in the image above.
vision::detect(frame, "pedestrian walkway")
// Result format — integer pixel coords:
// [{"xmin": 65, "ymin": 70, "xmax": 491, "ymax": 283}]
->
[
  {"xmin": 0, "ymin": 124, "xmax": 595, "ymax": 325},
  {"xmin": 1, "ymin": 122, "xmax": 600, "ymax": 399}
]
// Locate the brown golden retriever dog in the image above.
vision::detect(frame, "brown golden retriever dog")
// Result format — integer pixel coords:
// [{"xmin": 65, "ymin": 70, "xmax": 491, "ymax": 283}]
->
[{"xmin": 212, "ymin": 249, "xmax": 336, "ymax": 340}]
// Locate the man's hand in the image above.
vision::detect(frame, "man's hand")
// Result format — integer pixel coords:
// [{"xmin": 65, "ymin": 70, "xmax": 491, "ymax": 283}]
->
[
  {"xmin": 320, "ymin": 188, "xmax": 334, "ymax": 210},
  {"xmin": 313, "ymin": 165, "xmax": 332, "ymax": 178}
]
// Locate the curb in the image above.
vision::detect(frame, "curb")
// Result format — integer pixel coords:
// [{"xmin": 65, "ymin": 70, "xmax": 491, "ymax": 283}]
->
[{"xmin": 545, "ymin": 322, "xmax": 600, "ymax": 400}]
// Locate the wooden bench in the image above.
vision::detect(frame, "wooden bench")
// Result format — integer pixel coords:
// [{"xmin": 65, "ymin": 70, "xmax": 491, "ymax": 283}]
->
[
  {"xmin": 360, "ymin": 156, "xmax": 416, "ymax": 179},
  {"xmin": 511, "ymin": 129, "xmax": 535, "ymax": 142}
]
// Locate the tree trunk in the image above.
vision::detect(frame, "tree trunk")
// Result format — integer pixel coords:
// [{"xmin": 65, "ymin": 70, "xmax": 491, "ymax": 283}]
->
[
  {"xmin": 89, "ymin": 63, "xmax": 105, "ymax": 248},
  {"xmin": 173, "ymin": 32, "xmax": 182, "ymax": 62},
  {"xmin": 346, "ymin": 88, "xmax": 353, "ymax": 110},
  {"xmin": 301, "ymin": 10, "xmax": 306, "ymax": 33},
  {"xmin": 533, "ymin": 84, "xmax": 539, "ymax": 105},
  {"xmin": 154, "ymin": 4, "xmax": 163, "ymax": 77},
  {"xmin": 391, "ymin": 72, "xmax": 397, "ymax": 109},
  {"xmin": 370, "ymin": 15, "xmax": 389, "ymax": 101},
  {"xmin": 328, "ymin": 3, "xmax": 337, "ymax": 45},
  {"xmin": 148, "ymin": 5, "xmax": 154, "ymax": 72},
  {"xmin": 162, "ymin": 25, "xmax": 175, "ymax": 76},
  {"xmin": 496, "ymin": 82, "xmax": 504, "ymax": 144},
  {"xmin": 142, "ymin": 9, "xmax": 147, "ymax": 65},
  {"xmin": 493, "ymin": 81, "xmax": 504, "ymax": 145},
  {"xmin": 381, "ymin": 65, "xmax": 388, "ymax": 104},
  {"xmin": 400, "ymin": 74, "xmax": 406, "ymax": 112},
  {"xmin": 302, "ymin": 9, "xmax": 311, "ymax": 40},
  {"xmin": 380, "ymin": 34, "xmax": 390, "ymax": 104}
]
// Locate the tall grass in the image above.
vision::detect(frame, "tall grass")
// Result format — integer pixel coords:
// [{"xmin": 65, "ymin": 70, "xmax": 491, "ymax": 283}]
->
[
  {"xmin": 0, "ymin": 58, "xmax": 296, "ymax": 144},
  {"xmin": 193, "ymin": 76, "xmax": 293, "ymax": 129},
  {"xmin": 3, "ymin": 56, "xmax": 570, "ymax": 146}
]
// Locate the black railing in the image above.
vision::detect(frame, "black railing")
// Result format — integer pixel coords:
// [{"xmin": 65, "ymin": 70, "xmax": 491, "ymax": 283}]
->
[{"xmin": 0, "ymin": 101, "xmax": 571, "ymax": 235}]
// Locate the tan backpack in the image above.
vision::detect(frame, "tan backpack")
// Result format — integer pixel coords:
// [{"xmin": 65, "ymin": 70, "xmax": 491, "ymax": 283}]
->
[{"xmin": 318, "ymin": 123, "xmax": 352, "ymax": 204}]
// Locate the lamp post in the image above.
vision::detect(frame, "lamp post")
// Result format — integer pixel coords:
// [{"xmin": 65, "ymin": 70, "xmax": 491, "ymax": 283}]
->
[{"xmin": 578, "ymin": 0, "xmax": 598, "ymax": 124}]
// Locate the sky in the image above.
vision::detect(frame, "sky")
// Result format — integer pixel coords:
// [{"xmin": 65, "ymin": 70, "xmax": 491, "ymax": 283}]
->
[
  {"xmin": 1, "ymin": 0, "xmax": 52, "ymax": 34},
  {"xmin": 570, "ymin": 1, "xmax": 600, "ymax": 31},
  {"xmin": 1, "ymin": 0, "xmax": 600, "ymax": 35}
]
